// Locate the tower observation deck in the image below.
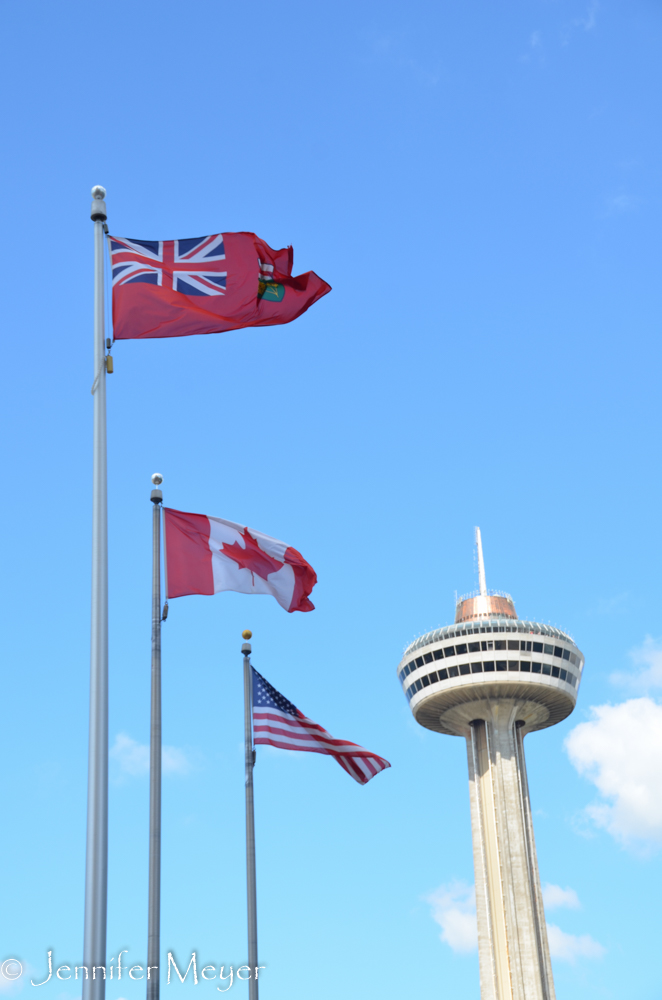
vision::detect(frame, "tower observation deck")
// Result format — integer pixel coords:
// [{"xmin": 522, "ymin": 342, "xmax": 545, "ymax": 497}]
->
[{"xmin": 398, "ymin": 528, "xmax": 584, "ymax": 1000}]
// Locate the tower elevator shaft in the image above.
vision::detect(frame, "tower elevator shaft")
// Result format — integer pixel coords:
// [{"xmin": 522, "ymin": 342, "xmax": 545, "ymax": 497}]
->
[{"xmin": 467, "ymin": 705, "xmax": 555, "ymax": 1000}]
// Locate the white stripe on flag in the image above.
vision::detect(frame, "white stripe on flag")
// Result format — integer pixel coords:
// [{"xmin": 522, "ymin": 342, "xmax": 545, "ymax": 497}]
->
[{"xmin": 253, "ymin": 706, "xmax": 390, "ymax": 786}]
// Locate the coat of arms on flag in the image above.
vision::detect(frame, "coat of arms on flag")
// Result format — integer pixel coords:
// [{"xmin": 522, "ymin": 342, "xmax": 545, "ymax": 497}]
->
[{"xmin": 257, "ymin": 258, "xmax": 284, "ymax": 301}]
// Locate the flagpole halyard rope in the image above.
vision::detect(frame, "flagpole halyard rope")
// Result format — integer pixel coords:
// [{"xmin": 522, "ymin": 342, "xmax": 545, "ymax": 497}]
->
[
  {"xmin": 162, "ymin": 509, "xmax": 169, "ymax": 621},
  {"xmin": 104, "ymin": 230, "xmax": 114, "ymax": 346},
  {"xmin": 90, "ymin": 354, "xmax": 105, "ymax": 395},
  {"xmin": 91, "ymin": 231, "xmax": 114, "ymax": 395}
]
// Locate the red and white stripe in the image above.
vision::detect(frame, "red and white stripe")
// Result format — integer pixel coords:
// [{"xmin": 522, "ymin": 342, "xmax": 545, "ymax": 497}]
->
[
  {"xmin": 164, "ymin": 507, "xmax": 316, "ymax": 613},
  {"xmin": 253, "ymin": 706, "xmax": 391, "ymax": 785}
]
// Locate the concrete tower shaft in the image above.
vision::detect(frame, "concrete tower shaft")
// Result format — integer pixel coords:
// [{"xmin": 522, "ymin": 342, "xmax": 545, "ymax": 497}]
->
[
  {"xmin": 468, "ymin": 707, "xmax": 554, "ymax": 1000},
  {"xmin": 398, "ymin": 531, "xmax": 584, "ymax": 1000}
]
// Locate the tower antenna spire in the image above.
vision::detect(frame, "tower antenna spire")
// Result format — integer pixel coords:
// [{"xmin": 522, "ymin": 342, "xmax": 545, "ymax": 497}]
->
[{"xmin": 475, "ymin": 526, "xmax": 487, "ymax": 597}]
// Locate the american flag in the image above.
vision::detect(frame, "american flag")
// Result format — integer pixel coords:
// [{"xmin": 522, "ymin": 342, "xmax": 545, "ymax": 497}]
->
[
  {"xmin": 110, "ymin": 234, "xmax": 227, "ymax": 296},
  {"xmin": 252, "ymin": 668, "xmax": 390, "ymax": 786}
]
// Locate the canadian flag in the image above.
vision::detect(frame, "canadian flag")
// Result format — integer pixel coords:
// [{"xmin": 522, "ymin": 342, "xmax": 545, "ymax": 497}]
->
[{"xmin": 163, "ymin": 508, "xmax": 317, "ymax": 613}]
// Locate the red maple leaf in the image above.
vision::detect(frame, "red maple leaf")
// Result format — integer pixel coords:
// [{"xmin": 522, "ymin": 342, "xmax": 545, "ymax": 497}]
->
[{"xmin": 220, "ymin": 528, "xmax": 284, "ymax": 582}]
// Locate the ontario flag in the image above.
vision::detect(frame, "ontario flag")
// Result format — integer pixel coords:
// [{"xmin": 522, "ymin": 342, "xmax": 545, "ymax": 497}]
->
[
  {"xmin": 163, "ymin": 508, "xmax": 317, "ymax": 612},
  {"xmin": 109, "ymin": 232, "xmax": 331, "ymax": 340}
]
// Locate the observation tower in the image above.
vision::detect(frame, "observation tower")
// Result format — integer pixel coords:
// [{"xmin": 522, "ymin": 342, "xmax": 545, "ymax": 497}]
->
[{"xmin": 398, "ymin": 529, "xmax": 584, "ymax": 1000}]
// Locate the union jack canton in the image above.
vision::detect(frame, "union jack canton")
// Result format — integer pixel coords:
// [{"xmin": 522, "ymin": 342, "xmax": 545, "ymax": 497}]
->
[{"xmin": 110, "ymin": 235, "xmax": 227, "ymax": 296}]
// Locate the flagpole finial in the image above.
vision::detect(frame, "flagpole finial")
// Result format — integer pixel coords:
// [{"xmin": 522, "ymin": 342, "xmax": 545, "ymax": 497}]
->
[
  {"xmin": 150, "ymin": 474, "xmax": 163, "ymax": 505},
  {"xmin": 242, "ymin": 630, "xmax": 252, "ymax": 655},
  {"xmin": 90, "ymin": 185, "xmax": 107, "ymax": 222},
  {"xmin": 242, "ymin": 630, "xmax": 252, "ymax": 640}
]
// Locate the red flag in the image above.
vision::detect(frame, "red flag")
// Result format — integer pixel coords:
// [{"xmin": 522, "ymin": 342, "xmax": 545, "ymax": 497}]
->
[
  {"xmin": 164, "ymin": 507, "xmax": 316, "ymax": 612},
  {"xmin": 110, "ymin": 232, "xmax": 331, "ymax": 340}
]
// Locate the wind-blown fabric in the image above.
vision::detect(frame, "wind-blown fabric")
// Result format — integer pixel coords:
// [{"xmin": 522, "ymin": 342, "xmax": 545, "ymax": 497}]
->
[
  {"xmin": 252, "ymin": 668, "xmax": 391, "ymax": 785},
  {"xmin": 109, "ymin": 232, "xmax": 330, "ymax": 339},
  {"xmin": 163, "ymin": 507, "xmax": 316, "ymax": 613}
]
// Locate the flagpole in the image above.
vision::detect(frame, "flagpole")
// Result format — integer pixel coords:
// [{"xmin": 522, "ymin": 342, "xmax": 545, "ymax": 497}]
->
[
  {"xmin": 83, "ymin": 185, "xmax": 109, "ymax": 1000},
  {"xmin": 148, "ymin": 475, "xmax": 164, "ymax": 1000},
  {"xmin": 242, "ymin": 632, "xmax": 259, "ymax": 1000}
]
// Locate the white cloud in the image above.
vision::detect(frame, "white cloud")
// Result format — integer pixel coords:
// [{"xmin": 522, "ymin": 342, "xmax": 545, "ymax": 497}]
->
[
  {"xmin": 546, "ymin": 924, "xmax": 605, "ymax": 962},
  {"xmin": 111, "ymin": 733, "xmax": 149, "ymax": 776},
  {"xmin": 427, "ymin": 882, "xmax": 603, "ymax": 962},
  {"xmin": 365, "ymin": 31, "xmax": 440, "ymax": 86},
  {"xmin": 519, "ymin": 31, "xmax": 544, "ymax": 64},
  {"xmin": 0, "ymin": 976, "xmax": 23, "ymax": 996},
  {"xmin": 589, "ymin": 592, "xmax": 628, "ymax": 616},
  {"xmin": 426, "ymin": 882, "xmax": 477, "ymax": 953},
  {"xmin": 162, "ymin": 744, "xmax": 192, "ymax": 775},
  {"xmin": 605, "ymin": 193, "xmax": 640, "ymax": 216},
  {"xmin": 542, "ymin": 884, "xmax": 580, "ymax": 911},
  {"xmin": 561, "ymin": 1, "xmax": 600, "ymax": 45},
  {"xmin": 575, "ymin": 0, "xmax": 599, "ymax": 31},
  {"xmin": 565, "ymin": 698, "xmax": 662, "ymax": 846},
  {"xmin": 0, "ymin": 961, "xmax": 37, "ymax": 995},
  {"xmin": 612, "ymin": 636, "xmax": 662, "ymax": 689},
  {"xmin": 111, "ymin": 733, "xmax": 191, "ymax": 778}
]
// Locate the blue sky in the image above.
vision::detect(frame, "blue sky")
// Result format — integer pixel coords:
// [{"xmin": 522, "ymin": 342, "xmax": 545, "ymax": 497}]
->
[{"xmin": 1, "ymin": 1, "xmax": 662, "ymax": 998}]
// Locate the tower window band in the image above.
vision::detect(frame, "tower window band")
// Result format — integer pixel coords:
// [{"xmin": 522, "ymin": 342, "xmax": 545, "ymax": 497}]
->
[{"xmin": 403, "ymin": 659, "xmax": 579, "ymax": 699}]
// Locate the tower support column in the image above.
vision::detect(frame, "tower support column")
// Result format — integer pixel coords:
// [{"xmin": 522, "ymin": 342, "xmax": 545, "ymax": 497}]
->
[{"xmin": 466, "ymin": 703, "xmax": 555, "ymax": 1000}]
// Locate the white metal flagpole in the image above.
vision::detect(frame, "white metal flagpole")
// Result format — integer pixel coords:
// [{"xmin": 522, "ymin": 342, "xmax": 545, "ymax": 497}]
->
[
  {"xmin": 147, "ymin": 474, "xmax": 164, "ymax": 1000},
  {"xmin": 242, "ymin": 632, "xmax": 259, "ymax": 1000},
  {"xmin": 83, "ymin": 185, "xmax": 109, "ymax": 1000}
]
